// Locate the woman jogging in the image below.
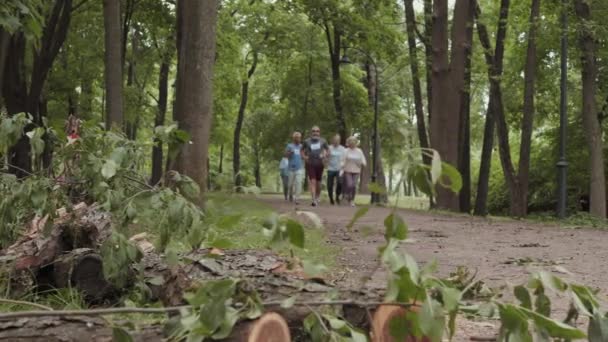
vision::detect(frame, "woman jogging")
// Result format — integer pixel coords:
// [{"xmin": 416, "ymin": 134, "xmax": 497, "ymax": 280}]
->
[
  {"xmin": 341, "ymin": 136, "xmax": 366, "ymax": 207},
  {"xmin": 326, "ymin": 134, "xmax": 345, "ymax": 205}
]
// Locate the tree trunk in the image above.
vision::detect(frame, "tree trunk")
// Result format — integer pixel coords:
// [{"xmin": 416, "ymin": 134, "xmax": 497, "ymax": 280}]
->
[
  {"xmin": 481, "ymin": 0, "xmax": 537, "ymax": 217},
  {"xmin": 103, "ymin": 0, "xmax": 124, "ymax": 130},
  {"xmin": 324, "ymin": 22, "xmax": 347, "ymax": 144},
  {"xmin": 404, "ymin": 0, "xmax": 431, "ymax": 167},
  {"xmin": 151, "ymin": 60, "xmax": 170, "ymax": 186},
  {"xmin": 359, "ymin": 133, "xmax": 371, "ymax": 194},
  {"xmin": 514, "ymin": 0, "xmax": 541, "ymax": 217},
  {"xmin": 457, "ymin": 2, "xmax": 475, "ymax": 213},
  {"xmin": 0, "ymin": 28, "xmax": 10, "ymax": 103},
  {"xmin": 254, "ymin": 146, "xmax": 261, "ymax": 188},
  {"xmin": 125, "ymin": 25, "xmax": 140, "ymax": 140},
  {"xmin": 430, "ymin": 0, "xmax": 473, "ymax": 210},
  {"xmin": 218, "ymin": 144, "xmax": 224, "ymax": 174},
  {"xmin": 423, "ymin": 0, "xmax": 433, "ymax": 121},
  {"xmin": 172, "ymin": 0, "xmax": 219, "ymax": 204},
  {"xmin": 574, "ymin": 0, "xmax": 607, "ymax": 218},
  {"xmin": 473, "ymin": 0, "xmax": 510, "ymax": 216},
  {"xmin": 233, "ymin": 53, "xmax": 259, "ymax": 190}
]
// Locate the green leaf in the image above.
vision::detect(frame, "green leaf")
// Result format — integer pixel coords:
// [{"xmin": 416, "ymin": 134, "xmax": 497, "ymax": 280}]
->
[
  {"xmin": 407, "ymin": 164, "xmax": 433, "ymax": 197},
  {"xmin": 589, "ymin": 312, "xmax": 608, "ymax": 342},
  {"xmin": 438, "ymin": 162, "xmax": 462, "ymax": 193},
  {"xmin": 146, "ymin": 276, "xmax": 164, "ymax": 286},
  {"xmin": 514, "ymin": 285, "xmax": 532, "ymax": 310},
  {"xmin": 101, "ymin": 159, "xmax": 118, "ymax": 179},
  {"xmin": 286, "ymin": 219, "xmax": 305, "ymax": 248},
  {"xmin": 112, "ymin": 327, "xmax": 134, "ymax": 342},
  {"xmin": 520, "ymin": 307, "xmax": 586, "ymax": 339},
  {"xmin": 419, "ymin": 298, "xmax": 445, "ymax": 342},
  {"xmin": 347, "ymin": 206, "xmax": 369, "ymax": 230},
  {"xmin": 199, "ymin": 298, "xmax": 227, "ymax": 333},
  {"xmin": 430, "ymin": 150, "xmax": 442, "ymax": 184},
  {"xmin": 212, "ymin": 307, "xmax": 240, "ymax": 339},
  {"xmin": 350, "ymin": 328, "xmax": 368, "ymax": 342},
  {"xmin": 280, "ymin": 295, "xmax": 298, "ymax": 309},
  {"xmin": 388, "ymin": 312, "xmax": 409, "ymax": 340},
  {"xmin": 383, "ymin": 213, "xmax": 408, "ymax": 241},
  {"xmin": 441, "ymin": 287, "xmax": 461, "ymax": 312},
  {"xmin": 368, "ymin": 182, "xmax": 386, "ymax": 194}
]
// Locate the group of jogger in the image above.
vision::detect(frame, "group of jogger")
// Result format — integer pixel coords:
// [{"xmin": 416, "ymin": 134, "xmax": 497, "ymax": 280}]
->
[{"xmin": 279, "ymin": 126, "xmax": 367, "ymax": 207}]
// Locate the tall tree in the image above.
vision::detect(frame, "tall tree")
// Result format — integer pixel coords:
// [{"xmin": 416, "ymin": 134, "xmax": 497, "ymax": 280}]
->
[
  {"xmin": 429, "ymin": 0, "xmax": 474, "ymax": 210},
  {"xmin": 233, "ymin": 51, "xmax": 259, "ymax": 190},
  {"xmin": 172, "ymin": 0, "xmax": 219, "ymax": 202},
  {"xmin": 103, "ymin": 0, "xmax": 124, "ymax": 130},
  {"xmin": 404, "ymin": 0, "xmax": 431, "ymax": 167},
  {"xmin": 491, "ymin": 0, "xmax": 539, "ymax": 217},
  {"xmin": 2, "ymin": 0, "xmax": 72, "ymax": 176},
  {"xmin": 323, "ymin": 21, "xmax": 347, "ymax": 143},
  {"xmin": 150, "ymin": 54, "xmax": 171, "ymax": 186},
  {"xmin": 473, "ymin": 0, "xmax": 510, "ymax": 216},
  {"xmin": 574, "ymin": 0, "xmax": 607, "ymax": 218}
]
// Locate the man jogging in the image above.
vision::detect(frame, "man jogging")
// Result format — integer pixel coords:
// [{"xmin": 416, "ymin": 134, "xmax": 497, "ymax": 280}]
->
[
  {"xmin": 285, "ymin": 131, "xmax": 304, "ymax": 204},
  {"xmin": 301, "ymin": 125, "xmax": 329, "ymax": 206}
]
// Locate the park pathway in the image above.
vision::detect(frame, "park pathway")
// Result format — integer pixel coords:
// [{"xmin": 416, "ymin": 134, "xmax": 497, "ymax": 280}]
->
[{"xmin": 262, "ymin": 197, "xmax": 608, "ymax": 340}]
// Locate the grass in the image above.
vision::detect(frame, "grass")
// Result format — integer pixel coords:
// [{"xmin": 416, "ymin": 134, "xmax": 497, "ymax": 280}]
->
[{"xmin": 206, "ymin": 193, "xmax": 337, "ymax": 268}]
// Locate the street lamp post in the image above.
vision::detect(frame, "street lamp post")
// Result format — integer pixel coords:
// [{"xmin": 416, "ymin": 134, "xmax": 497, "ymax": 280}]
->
[
  {"xmin": 557, "ymin": 0, "xmax": 568, "ymax": 218},
  {"xmin": 340, "ymin": 48, "xmax": 380, "ymax": 204}
]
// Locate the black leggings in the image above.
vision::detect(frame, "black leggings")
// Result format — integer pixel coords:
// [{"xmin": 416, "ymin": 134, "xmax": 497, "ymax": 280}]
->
[{"xmin": 327, "ymin": 170, "xmax": 342, "ymax": 201}]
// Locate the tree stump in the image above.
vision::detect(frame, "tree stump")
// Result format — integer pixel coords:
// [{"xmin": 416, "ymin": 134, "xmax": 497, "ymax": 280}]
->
[
  {"xmin": 227, "ymin": 312, "xmax": 291, "ymax": 342},
  {"xmin": 371, "ymin": 305, "xmax": 430, "ymax": 342}
]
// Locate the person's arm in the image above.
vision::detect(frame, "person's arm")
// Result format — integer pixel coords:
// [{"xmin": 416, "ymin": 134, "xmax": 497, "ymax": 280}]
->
[
  {"xmin": 300, "ymin": 142, "xmax": 308, "ymax": 162},
  {"xmin": 359, "ymin": 148, "xmax": 367, "ymax": 167}
]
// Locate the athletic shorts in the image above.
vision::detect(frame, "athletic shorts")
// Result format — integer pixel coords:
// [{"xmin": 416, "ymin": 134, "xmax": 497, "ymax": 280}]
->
[{"xmin": 306, "ymin": 160, "xmax": 324, "ymax": 181}]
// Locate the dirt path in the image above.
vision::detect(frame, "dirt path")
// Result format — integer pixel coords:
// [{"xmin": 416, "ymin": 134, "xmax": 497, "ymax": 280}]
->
[{"xmin": 263, "ymin": 197, "xmax": 608, "ymax": 340}]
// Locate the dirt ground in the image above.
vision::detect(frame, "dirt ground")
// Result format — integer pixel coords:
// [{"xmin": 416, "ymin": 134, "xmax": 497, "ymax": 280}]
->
[{"xmin": 264, "ymin": 197, "xmax": 608, "ymax": 341}]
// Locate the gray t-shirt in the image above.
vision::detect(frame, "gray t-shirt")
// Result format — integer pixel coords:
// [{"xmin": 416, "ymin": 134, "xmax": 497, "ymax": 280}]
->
[
  {"xmin": 303, "ymin": 137, "xmax": 329, "ymax": 162},
  {"xmin": 327, "ymin": 145, "xmax": 345, "ymax": 171}
]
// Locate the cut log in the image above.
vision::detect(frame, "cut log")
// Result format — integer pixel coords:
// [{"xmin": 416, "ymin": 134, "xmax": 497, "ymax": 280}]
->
[
  {"xmin": 51, "ymin": 248, "xmax": 113, "ymax": 302},
  {"xmin": 0, "ymin": 316, "xmax": 164, "ymax": 342},
  {"xmin": 0, "ymin": 203, "xmax": 112, "ymax": 298},
  {"xmin": 371, "ymin": 305, "xmax": 430, "ymax": 342},
  {"xmin": 225, "ymin": 312, "xmax": 291, "ymax": 342}
]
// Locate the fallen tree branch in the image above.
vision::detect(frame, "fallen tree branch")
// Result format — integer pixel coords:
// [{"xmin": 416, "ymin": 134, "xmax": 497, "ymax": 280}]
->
[{"xmin": 0, "ymin": 300, "xmax": 413, "ymax": 321}]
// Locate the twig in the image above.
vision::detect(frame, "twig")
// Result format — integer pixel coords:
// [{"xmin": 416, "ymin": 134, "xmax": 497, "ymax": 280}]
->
[
  {"xmin": 0, "ymin": 300, "xmax": 413, "ymax": 321},
  {"xmin": 0, "ymin": 298, "xmax": 53, "ymax": 311}
]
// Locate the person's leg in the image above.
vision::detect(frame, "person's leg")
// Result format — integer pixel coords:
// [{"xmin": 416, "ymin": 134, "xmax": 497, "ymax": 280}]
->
[
  {"xmin": 327, "ymin": 171, "xmax": 336, "ymax": 204},
  {"xmin": 294, "ymin": 169, "xmax": 304, "ymax": 203},
  {"xmin": 315, "ymin": 166, "xmax": 323, "ymax": 200},
  {"xmin": 343, "ymin": 172, "xmax": 352, "ymax": 202},
  {"xmin": 288, "ymin": 172, "xmax": 295, "ymax": 201},
  {"xmin": 282, "ymin": 175, "xmax": 289, "ymax": 200},
  {"xmin": 351, "ymin": 173, "xmax": 360, "ymax": 204},
  {"xmin": 336, "ymin": 174, "xmax": 343, "ymax": 204}
]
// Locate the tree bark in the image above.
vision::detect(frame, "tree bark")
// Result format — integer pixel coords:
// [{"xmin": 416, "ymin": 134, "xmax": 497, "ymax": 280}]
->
[
  {"xmin": 0, "ymin": 28, "xmax": 10, "ymax": 104},
  {"xmin": 404, "ymin": 0, "xmax": 431, "ymax": 167},
  {"xmin": 473, "ymin": 0, "xmax": 510, "ymax": 216},
  {"xmin": 324, "ymin": 22, "xmax": 347, "ymax": 144},
  {"xmin": 423, "ymin": 0, "xmax": 433, "ymax": 121},
  {"xmin": 430, "ymin": 0, "xmax": 473, "ymax": 210},
  {"xmin": 151, "ymin": 60, "xmax": 171, "ymax": 186},
  {"xmin": 574, "ymin": 0, "xmax": 607, "ymax": 218},
  {"xmin": 103, "ymin": 0, "xmax": 124, "ymax": 130},
  {"xmin": 2, "ymin": 1, "xmax": 72, "ymax": 177},
  {"xmin": 234, "ymin": 52, "xmax": 259, "ymax": 190},
  {"xmin": 172, "ymin": 0, "xmax": 219, "ymax": 203},
  {"xmin": 483, "ymin": 0, "xmax": 538, "ymax": 217},
  {"xmin": 457, "ymin": 2, "xmax": 475, "ymax": 213}
]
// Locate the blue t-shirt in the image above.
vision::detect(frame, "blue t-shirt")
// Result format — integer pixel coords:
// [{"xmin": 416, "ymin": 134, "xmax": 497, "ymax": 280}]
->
[{"xmin": 286, "ymin": 143, "xmax": 303, "ymax": 171}]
